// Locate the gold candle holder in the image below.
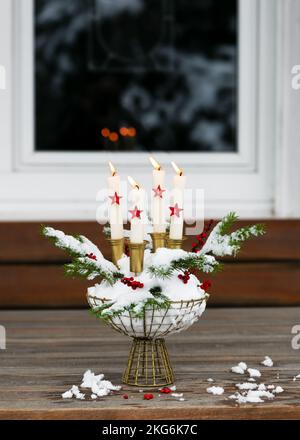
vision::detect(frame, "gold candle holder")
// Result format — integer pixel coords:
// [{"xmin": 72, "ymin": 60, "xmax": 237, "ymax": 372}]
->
[
  {"xmin": 129, "ymin": 241, "xmax": 147, "ymax": 274},
  {"xmin": 150, "ymin": 232, "xmax": 167, "ymax": 253},
  {"xmin": 166, "ymin": 236, "xmax": 187, "ymax": 250},
  {"xmin": 107, "ymin": 238, "xmax": 124, "ymax": 267}
]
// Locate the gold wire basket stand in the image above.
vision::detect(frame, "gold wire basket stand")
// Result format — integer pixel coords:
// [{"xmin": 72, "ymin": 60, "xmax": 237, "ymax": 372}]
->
[{"xmin": 88, "ymin": 295, "xmax": 208, "ymax": 387}]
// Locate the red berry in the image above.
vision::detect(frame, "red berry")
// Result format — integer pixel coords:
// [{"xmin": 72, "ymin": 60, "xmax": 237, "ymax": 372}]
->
[
  {"xmin": 143, "ymin": 393, "xmax": 154, "ymax": 400},
  {"xmin": 160, "ymin": 387, "xmax": 172, "ymax": 394},
  {"xmin": 200, "ymin": 280, "xmax": 212, "ymax": 291},
  {"xmin": 123, "ymin": 394, "xmax": 129, "ymax": 399}
]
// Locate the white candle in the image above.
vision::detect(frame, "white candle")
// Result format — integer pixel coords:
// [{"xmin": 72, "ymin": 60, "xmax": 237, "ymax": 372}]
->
[
  {"xmin": 149, "ymin": 157, "xmax": 166, "ymax": 233},
  {"xmin": 169, "ymin": 162, "xmax": 186, "ymax": 240},
  {"xmin": 107, "ymin": 162, "xmax": 123, "ymax": 239},
  {"xmin": 128, "ymin": 176, "xmax": 145, "ymax": 244}
]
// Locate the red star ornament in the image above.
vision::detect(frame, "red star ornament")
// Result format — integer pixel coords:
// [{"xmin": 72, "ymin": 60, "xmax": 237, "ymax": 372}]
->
[
  {"xmin": 152, "ymin": 185, "xmax": 166, "ymax": 199},
  {"xmin": 129, "ymin": 205, "xmax": 143, "ymax": 219},
  {"xmin": 169, "ymin": 203, "xmax": 183, "ymax": 218},
  {"xmin": 109, "ymin": 191, "xmax": 122, "ymax": 205}
]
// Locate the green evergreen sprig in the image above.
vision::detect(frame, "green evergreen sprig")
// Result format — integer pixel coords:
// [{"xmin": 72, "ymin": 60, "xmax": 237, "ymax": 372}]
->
[
  {"xmin": 148, "ymin": 254, "xmax": 221, "ymax": 279},
  {"xmin": 42, "ymin": 226, "xmax": 122, "ymax": 285},
  {"xmin": 218, "ymin": 212, "xmax": 239, "ymax": 235},
  {"xmin": 90, "ymin": 293, "xmax": 171, "ymax": 321}
]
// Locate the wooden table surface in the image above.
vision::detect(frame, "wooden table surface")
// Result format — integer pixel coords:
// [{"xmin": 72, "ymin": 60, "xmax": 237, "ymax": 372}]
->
[{"xmin": 0, "ymin": 308, "xmax": 300, "ymax": 420}]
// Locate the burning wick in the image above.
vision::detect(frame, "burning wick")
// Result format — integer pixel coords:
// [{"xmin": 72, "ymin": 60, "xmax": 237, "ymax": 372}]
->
[
  {"xmin": 171, "ymin": 161, "xmax": 183, "ymax": 177},
  {"xmin": 128, "ymin": 175, "xmax": 140, "ymax": 190},
  {"xmin": 149, "ymin": 156, "xmax": 162, "ymax": 171},
  {"xmin": 108, "ymin": 161, "xmax": 117, "ymax": 177}
]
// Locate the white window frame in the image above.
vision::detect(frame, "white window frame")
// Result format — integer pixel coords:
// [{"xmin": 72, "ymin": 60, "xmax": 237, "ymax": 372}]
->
[{"xmin": 1, "ymin": 0, "xmax": 293, "ymax": 220}]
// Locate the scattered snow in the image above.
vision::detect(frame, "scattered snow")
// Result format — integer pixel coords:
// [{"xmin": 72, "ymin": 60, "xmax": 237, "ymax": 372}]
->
[
  {"xmin": 61, "ymin": 370, "xmax": 121, "ymax": 401},
  {"xmin": 273, "ymin": 386, "xmax": 284, "ymax": 394},
  {"xmin": 231, "ymin": 366, "xmax": 245, "ymax": 375},
  {"xmin": 207, "ymin": 386, "xmax": 224, "ymax": 395},
  {"xmin": 172, "ymin": 393, "xmax": 183, "ymax": 398},
  {"xmin": 236, "ymin": 382, "xmax": 258, "ymax": 390},
  {"xmin": 238, "ymin": 362, "xmax": 247, "ymax": 371},
  {"xmin": 247, "ymin": 368, "xmax": 261, "ymax": 378},
  {"xmin": 62, "ymin": 390, "xmax": 73, "ymax": 399},
  {"xmin": 231, "ymin": 362, "xmax": 247, "ymax": 375},
  {"xmin": 261, "ymin": 356, "xmax": 273, "ymax": 367},
  {"xmin": 207, "ymin": 378, "xmax": 214, "ymax": 383},
  {"xmin": 230, "ymin": 390, "xmax": 274, "ymax": 404}
]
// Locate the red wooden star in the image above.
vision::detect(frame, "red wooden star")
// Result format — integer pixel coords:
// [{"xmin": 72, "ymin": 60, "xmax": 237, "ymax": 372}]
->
[
  {"xmin": 169, "ymin": 203, "xmax": 183, "ymax": 218},
  {"xmin": 152, "ymin": 185, "xmax": 166, "ymax": 199},
  {"xmin": 129, "ymin": 205, "xmax": 143, "ymax": 219},
  {"xmin": 109, "ymin": 191, "xmax": 122, "ymax": 205}
]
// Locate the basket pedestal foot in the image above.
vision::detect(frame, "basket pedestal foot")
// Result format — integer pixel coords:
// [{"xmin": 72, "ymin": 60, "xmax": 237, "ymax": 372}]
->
[{"xmin": 122, "ymin": 338, "xmax": 175, "ymax": 387}]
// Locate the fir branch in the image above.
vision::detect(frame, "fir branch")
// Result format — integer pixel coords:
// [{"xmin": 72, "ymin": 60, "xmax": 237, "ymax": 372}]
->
[
  {"xmin": 42, "ymin": 225, "xmax": 84, "ymax": 258},
  {"xmin": 148, "ymin": 254, "xmax": 221, "ymax": 279},
  {"xmin": 229, "ymin": 223, "xmax": 266, "ymax": 254},
  {"xmin": 218, "ymin": 212, "xmax": 239, "ymax": 236},
  {"xmin": 200, "ymin": 214, "xmax": 266, "ymax": 257},
  {"xmin": 42, "ymin": 226, "xmax": 122, "ymax": 284},
  {"xmin": 90, "ymin": 293, "xmax": 171, "ymax": 321},
  {"xmin": 64, "ymin": 257, "xmax": 123, "ymax": 285}
]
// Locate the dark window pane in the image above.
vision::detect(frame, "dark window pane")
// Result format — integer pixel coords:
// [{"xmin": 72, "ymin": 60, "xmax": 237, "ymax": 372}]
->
[{"xmin": 35, "ymin": 0, "xmax": 237, "ymax": 152}]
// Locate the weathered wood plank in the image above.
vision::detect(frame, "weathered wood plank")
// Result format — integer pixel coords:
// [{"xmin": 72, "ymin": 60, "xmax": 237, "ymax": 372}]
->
[
  {"xmin": 0, "ymin": 262, "xmax": 299, "ymax": 308},
  {"xmin": 0, "ymin": 309, "xmax": 299, "ymax": 420},
  {"xmin": 1, "ymin": 220, "xmax": 300, "ymax": 262}
]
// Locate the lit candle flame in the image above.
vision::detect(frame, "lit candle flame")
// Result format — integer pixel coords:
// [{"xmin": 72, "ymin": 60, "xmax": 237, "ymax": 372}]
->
[
  {"xmin": 108, "ymin": 161, "xmax": 117, "ymax": 177},
  {"xmin": 149, "ymin": 156, "xmax": 161, "ymax": 171},
  {"xmin": 171, "ymin": 161, "xmax": 183, "ymax": 176},
  {"xmin": 128, "ymin": 175, "xmax": 140, "ymax": 189}
]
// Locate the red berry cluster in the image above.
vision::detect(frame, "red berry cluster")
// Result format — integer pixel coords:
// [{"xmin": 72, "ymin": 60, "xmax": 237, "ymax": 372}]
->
[
  {"xmin": 121, "ymin": 277, "xmax": 144, "ymax": 290},
  {"xmin": 178, "ymin": 270, "xmax": 191, "ymax": 284},
  {"xmin": 191, "ymin": 220, "xmax": 214, "ymax": 253},
  {"xmin": 86, "ymin": 253, "xmax": 97, "ymax": 261},
  {"xmin": 199, "ymin": 280, "xmax": 212, "ymax": 291}
]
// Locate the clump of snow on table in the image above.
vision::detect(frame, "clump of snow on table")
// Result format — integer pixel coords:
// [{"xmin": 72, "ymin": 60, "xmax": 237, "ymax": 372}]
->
[
  {"xmin": 247, "ymin": 368, "xmax": 261, "ymax": 378},
  {"xmin": 261, "ymin": 356, "xmax": 273, "ymax": 367},
  {"xmin": 62, "ymin": 370, "xmax": 121, "ymax": 401},
  {"xmin": 229, "ymin": 390, "xmax": 275, "ymax": 404},
  {"xmin": 207, "ymin": 386, "xmax": 224, "ymax": 395},
  {"xmin": 231, "ymin": 362, "xmax": 247, "ymax": 375}
]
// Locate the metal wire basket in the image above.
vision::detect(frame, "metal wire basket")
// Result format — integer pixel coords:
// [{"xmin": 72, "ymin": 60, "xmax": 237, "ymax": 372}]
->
[{"xmin": 88, "ymin": 294, "xmax": 208, "ymax": 387}]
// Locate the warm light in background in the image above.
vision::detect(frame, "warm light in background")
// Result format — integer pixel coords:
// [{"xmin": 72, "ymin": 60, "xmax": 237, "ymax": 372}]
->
[
  {"xmin": 119, "ymin": 127, "xmax": 128, "ymax": 136},
  {"xmin": 109, "ymin": 132, "xmax": 119, "ymax": 142},
  {"xmin": 127, "ymin": 127, "xmax": 136, "ymax": 137},
  {"xmin": 149, "ymin": 156, "xmax": 161, "ymax": 171},
  {"xmin": 171, "ymin": 161, "xmax": 183, "ymax": 176},
  {"xmin": 128, "ymin": 175, "xmax": 140, "ymax": 189},
  {"xmin": 101, "ymin": 128, "xmax": 110, "ymax": 138}
]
